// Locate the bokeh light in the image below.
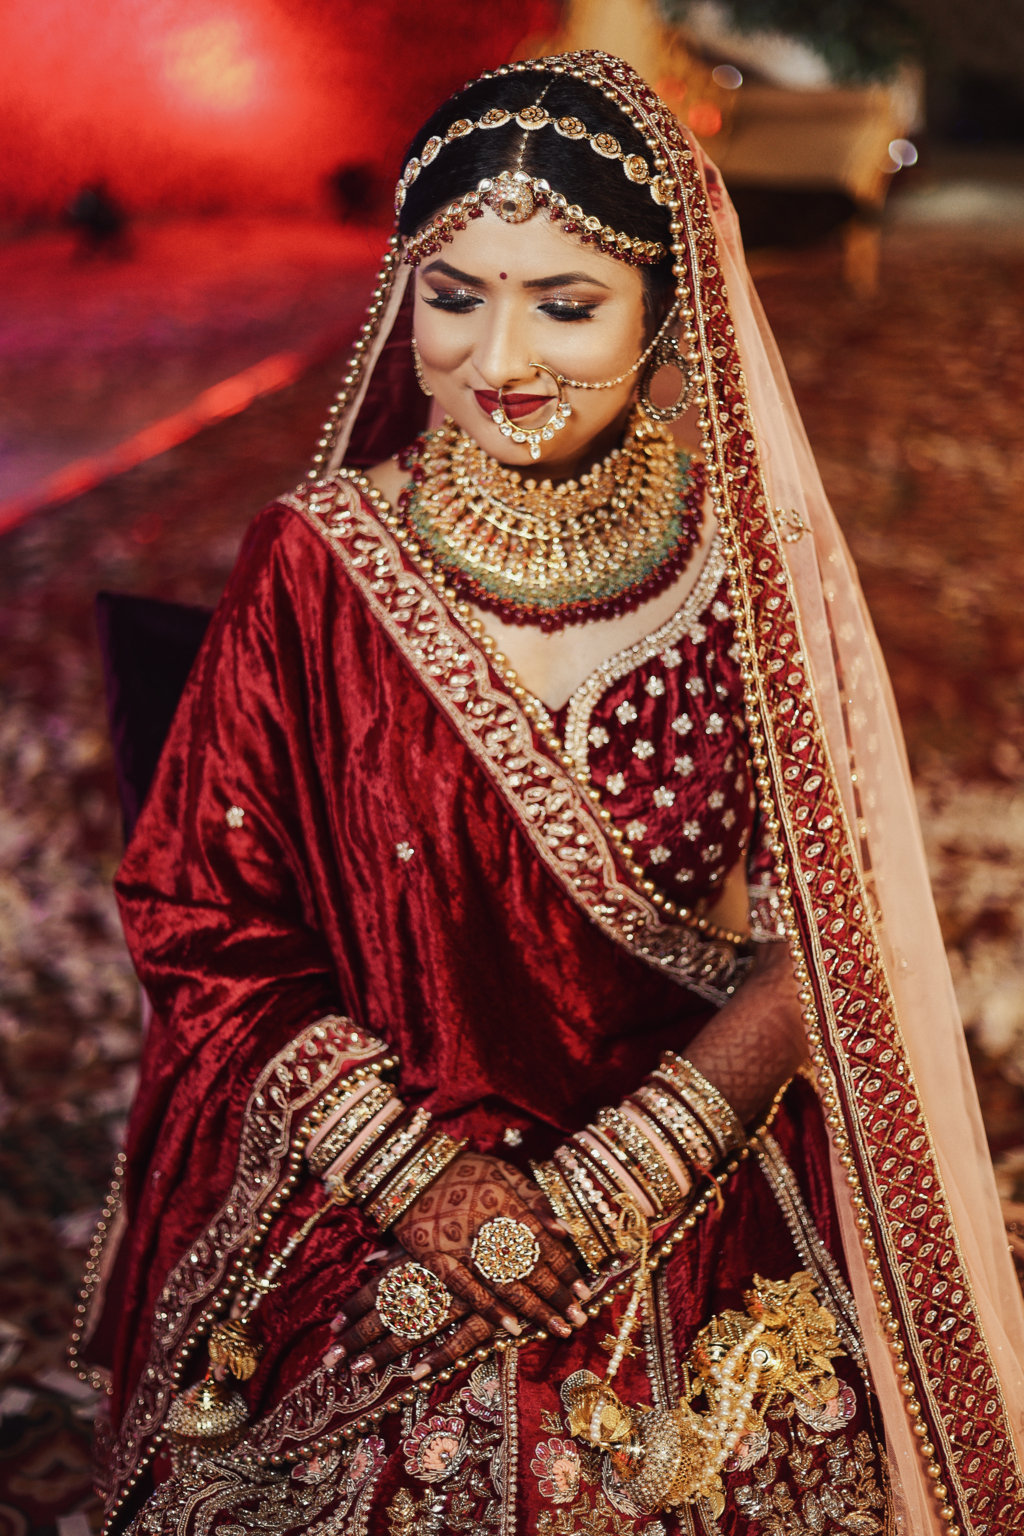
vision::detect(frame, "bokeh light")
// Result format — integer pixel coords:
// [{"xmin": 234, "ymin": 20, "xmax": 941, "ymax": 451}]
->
[
  {"xmin": 711, "ymin": 64, "xmax": 743, "ymax": 90},
  {"xmin": 887, "ymin": 137, "xmax": 920, "ymax": 170}
]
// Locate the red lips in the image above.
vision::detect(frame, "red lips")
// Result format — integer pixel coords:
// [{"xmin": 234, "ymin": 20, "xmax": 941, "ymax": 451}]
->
[{"xmin": 473, "ymin": 389, "xmax": 554, "ymax": 422}]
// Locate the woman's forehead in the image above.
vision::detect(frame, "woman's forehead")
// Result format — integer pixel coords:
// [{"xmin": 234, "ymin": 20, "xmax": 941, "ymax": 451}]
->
[{"xmin": 417, "ymin": 210, "xmax": 644, "ymax": 292}]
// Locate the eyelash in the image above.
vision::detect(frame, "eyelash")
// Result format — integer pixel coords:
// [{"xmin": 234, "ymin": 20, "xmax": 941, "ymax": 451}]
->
[{"xmin": 424, "ymin": 291, "xmax": 597, "ymax": 322}]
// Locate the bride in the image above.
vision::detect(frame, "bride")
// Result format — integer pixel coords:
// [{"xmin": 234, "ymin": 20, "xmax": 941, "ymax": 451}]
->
[{"xmin": 75, "ymin": 50, "xmax": 1024, "ymax": 1536}]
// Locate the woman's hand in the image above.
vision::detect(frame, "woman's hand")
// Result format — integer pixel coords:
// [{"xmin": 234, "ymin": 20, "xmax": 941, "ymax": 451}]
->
[{"xmin": 331, "ymin": 1153, "xmax": 590, "ymax": 1377}]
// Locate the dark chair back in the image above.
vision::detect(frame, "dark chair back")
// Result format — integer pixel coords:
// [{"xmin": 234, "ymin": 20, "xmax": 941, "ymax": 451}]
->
[{"xmin": 95, "ymin": 592, "xmax": 213, "ymax": 838}]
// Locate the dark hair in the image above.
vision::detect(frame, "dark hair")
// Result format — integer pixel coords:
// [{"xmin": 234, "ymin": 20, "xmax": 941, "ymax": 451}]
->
[{"xmin": 397, "ymin": 69, "xmax": 675, "ymax": 326}]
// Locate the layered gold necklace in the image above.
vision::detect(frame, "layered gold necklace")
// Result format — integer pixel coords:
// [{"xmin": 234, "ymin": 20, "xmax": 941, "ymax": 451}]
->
[{"xmin": 397, "ymin": 408, "xmax": 704, "ymax": 630}]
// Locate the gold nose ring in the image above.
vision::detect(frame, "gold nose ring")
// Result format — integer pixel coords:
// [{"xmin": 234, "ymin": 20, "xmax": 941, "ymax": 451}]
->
[{"xmin": 492, "ymin": 362, "xmax": 572, "ymax": 461}]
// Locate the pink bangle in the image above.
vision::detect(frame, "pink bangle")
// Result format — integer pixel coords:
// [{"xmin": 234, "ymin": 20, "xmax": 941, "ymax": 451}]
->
[
  {"xmin": 305, "ymin": 1077, "xmax": 379, "ymax": 1160},
  {"xmin": 323, "ymin": 1097, "xmax": 403, "ymax": 1181},
  {"xmin": 577, "ymin": 1131, "xmax": 656, "ymax": 1219},
  {"xmin": 621, "ymin": 1103, "xmax": 691, "ymax": 1201}
]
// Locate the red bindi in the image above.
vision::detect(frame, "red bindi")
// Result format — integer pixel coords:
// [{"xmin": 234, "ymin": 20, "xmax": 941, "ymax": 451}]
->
[{"xmin": 499, "ymin": 272, "xmax": 507, "ymax": 280}]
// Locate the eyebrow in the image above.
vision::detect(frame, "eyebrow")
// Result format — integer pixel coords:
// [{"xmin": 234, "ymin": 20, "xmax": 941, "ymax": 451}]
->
[{"xmin": 421, "ymin": 259, "xmax": 611, "ymax": 292}]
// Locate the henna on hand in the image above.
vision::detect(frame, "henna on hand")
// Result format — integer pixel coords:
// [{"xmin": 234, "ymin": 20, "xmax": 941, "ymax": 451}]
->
[{"xmin": 393, "ymin": 1152, "xmax": 587, "ymax": 1334}]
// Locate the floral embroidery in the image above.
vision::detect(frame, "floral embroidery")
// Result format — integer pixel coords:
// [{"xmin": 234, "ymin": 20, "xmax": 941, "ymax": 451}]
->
[
  {"xmin": 707, "ymin": 789, "xmax": 724, "ymax": 810},
  {"xmin": 661, "ymin": 646, "xmax": 682, "ymax": 668},
  {"xmin": 706, "ymin": 712, "xmax": 725, "ymax": 734},
  {"xmin": 674, "ymin": 754, "xmax": 694, "ymax": 776},
  {"xmin": 644, "ymin": 676, "xmax": 666, "ymax": 697},
  {"xmin": 793, "ymin": 1380, "xmax": 857, "ymax": 1433},
  {"xmin": 632, "ymin": 739, "xmax": 654, "ymax": 760},
  {"xmin": 605, "ymin": 772, "xmax": 626, "ymax": 796},
  {"xmin": 342, "ymin": 1434, "xmax": 387, "ymax": 1493},
  {"xmin": 395, "ymin": 841, "xmax": 415, "ymax": 862},
  {"xmin": 615, "ymin": 701, "xmax": 637, "ymax": 725},
  {"xmin": 671, "ymin": 713, "xmax": 692, "ymax": 734},
  {"xmin": 733, "ymin": 1419, "xmax": 888, "ymax": 1536},
  {"xmin": 531, "ymin": 1437, "xmax": 581, "ymax": 1504},
  {"xmin": 652, "ymin": 786, "xmax": 675, "ymax": 808},
  {"xmin": 589, "ymin": 725, "xmax": 610, "ymax": 748},
  {"xmin": 685, "ymin": 676, "xmax": 705, "ymax": 696},
  {"xmin": 649, "ymin": 845, "xmax": 670, "ymax": 865},
  {"xmin": 626, "ymin": 820, "xmax": 647, "ymax": 842},
  {"xmin": 402, "ymin": 1413, "xmax": 468, "ymax": 1483},
  {"xmin": 459, "ymin": 1359, "xmax": 503, "ymax": 1424},
  {"xmin": 225, "ymin": 804, "xmax": 245, "ymax": 828},
  {"xmin": 727, "ymin": 1425, "xmax": 771, "ymax": 1471},
  {"xmin": 683, "ymin": 820, "xmax": 700, "ymax": 840}
]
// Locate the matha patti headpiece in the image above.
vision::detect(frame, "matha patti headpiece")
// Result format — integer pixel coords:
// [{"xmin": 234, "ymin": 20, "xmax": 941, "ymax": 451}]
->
[
  {"xmin": 397, "ymin": 96, "xmax": 669, "ymax": 269},
  {"xmin": 401, "ymin": 171, "xmax": 667, "ymax": 267}
]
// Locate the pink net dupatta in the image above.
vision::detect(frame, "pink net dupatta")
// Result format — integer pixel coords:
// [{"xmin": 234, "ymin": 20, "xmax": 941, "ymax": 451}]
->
[{"xmin": 311, "ymin": 51, "xmax": 1024, "ymax": 1534}]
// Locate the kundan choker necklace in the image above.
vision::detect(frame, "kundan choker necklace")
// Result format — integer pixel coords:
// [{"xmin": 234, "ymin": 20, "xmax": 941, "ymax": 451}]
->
[{"xmin": 397, "ymin": 408, "xmax": 705, "ymax": 631}]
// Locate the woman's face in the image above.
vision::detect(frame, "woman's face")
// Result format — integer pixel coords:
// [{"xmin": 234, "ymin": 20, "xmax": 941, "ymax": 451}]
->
[{"xmin": 412, "ymin": 208, "xmax": 649, "ymax": 479}]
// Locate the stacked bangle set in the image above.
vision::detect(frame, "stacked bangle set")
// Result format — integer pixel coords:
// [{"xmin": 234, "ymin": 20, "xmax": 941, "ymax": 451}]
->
[
  {"xmin": 531, "ymin": 1054, "xmax": 745, "ymax": 1272},
  {"xmin": 304, "ymin": 1068, "xmax": 465, "ymax": 1228}
]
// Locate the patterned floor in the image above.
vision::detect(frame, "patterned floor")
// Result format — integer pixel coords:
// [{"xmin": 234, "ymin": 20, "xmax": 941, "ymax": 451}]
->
[{"xmin": 1, "ymin": 216, "xmax": 1022, "ymax": 1533}]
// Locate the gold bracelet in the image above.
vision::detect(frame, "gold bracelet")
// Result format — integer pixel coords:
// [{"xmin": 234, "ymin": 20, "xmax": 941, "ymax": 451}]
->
[
  {"xmin": 660, "ymin": 1055, "xmax": 745, "ymax": 1152},
  {"xmin": 352, "ymin": 1108, "xmax": 431, "ymax": 1199},
  {"xmin": 306, "ymin": 1083, "xmax": 394, "ymax": 1176},
  {"xmin": 365, "ymin": 1132, "xmax": 468, "ymax": 1229},
  {"xmin": 531, "ymin": 1158, "xmax": 612, "ymax": 1272},
  {"xmin": 638, "ymin": 1083, "xmax": 717, "ymax": 1167},
  {"xmin": 595, "ymin": 1107, "xmax": 681, "ymax": 1216}
]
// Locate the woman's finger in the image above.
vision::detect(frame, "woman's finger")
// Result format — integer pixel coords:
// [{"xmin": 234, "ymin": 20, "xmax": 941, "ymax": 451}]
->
[
  {"xmin": 347, "ymin": 1297, "xmax": 472, "ymax": 1374},
  {"xmin": 491, "ymin": 1271, "xmax": 583, "ymax": 1337},
  {"xmin": 335, "ymin": 1307, "xmax": 388, "ymax": 1358},
  {"xmin": 410, "ymin": 1312, "xmax": 494, "ymax": 1380},
  {"xmin": 423, "ymin": 1255, "xmax": 524, "ymax": 1337},
  {"xmin": 339, "ymin": 1245, "xmax": 410, "ymax": 1323}
]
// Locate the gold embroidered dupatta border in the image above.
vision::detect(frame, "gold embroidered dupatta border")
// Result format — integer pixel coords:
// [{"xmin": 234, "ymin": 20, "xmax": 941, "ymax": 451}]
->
[
  {"xmin": 580, "ymin": 52, "xmax": 1024, "ymax": 1533},
  {"xmin": 99, "ymin": 1017, "xmax": 387, "ymax": 1530},
  {"xmin": 286, "ymin": 481, "xmax": 743, "ymax": 1005}
]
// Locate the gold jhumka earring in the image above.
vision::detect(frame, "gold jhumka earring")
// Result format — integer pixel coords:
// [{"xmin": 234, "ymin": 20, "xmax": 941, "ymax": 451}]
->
[{"xmin": 638, "ymin": 335, "xmax": 700, "ymax": 423}]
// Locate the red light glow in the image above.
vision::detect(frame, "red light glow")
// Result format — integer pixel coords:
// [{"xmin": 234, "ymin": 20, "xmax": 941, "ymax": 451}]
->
[{"xmin": 0, "ymin": 0, "xmax": 560, "ymax": 222}]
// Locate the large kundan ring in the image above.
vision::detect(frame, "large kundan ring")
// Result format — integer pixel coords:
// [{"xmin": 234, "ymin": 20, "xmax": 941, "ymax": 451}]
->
[
  {"xmin": 377, "ymin": 1262, "xmax": 451, "ymax": 1342},
  {"xmin": 472, "ymin": 1216, "xmax": 541, "ymax": 1285}
]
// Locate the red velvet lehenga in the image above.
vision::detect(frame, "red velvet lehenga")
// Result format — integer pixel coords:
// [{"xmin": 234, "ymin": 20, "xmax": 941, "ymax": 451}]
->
[
  {"xmin": 78, "ymin": 49, "xmax": 1024, "ymax": 1536},
  {"xmin": 83, "ymin": 486, "xmax": 891, "ymax": 1534}
]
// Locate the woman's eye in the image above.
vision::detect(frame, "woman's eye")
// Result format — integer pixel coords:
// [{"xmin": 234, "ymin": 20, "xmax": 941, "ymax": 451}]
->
[
  {"xmin": 425, "ymin": 289, "xmax": 480, "ymax": 313},
  {"xmin": 541, "ymin": 301, "xmax": 597, "ymax": 322}
]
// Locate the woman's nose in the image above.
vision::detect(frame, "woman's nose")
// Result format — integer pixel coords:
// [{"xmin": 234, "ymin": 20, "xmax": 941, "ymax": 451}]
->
[{"xmin": 472, "ymin": 310, "xmax": 535, "ymax": 390}]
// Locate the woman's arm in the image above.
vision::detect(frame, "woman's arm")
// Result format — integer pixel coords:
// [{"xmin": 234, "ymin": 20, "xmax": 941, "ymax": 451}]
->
[
  {"xmin": 686, "ymin": 937, "xmax": 807, "ymax": 1125},
  {"xmin": 335, "ymin": 939, "xmax": 806, "ymax": 1378}
]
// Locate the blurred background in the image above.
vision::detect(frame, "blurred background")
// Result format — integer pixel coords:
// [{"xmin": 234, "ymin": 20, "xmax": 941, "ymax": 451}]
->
[{"xmin": 1, "ymin": 1, "xmax": 1023, "ymax": 1529}]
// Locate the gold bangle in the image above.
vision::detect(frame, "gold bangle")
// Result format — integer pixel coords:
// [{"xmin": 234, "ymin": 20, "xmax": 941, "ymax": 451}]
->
[
  {"xmin": 306, "ymin": 1083, "xmax": 394, "ymax": 1176},
  {"xmin": 366, "ymin": 1132, "xmax": 467, "ymax": 1229},
  {"xmin": 638, "ymin": 1083, "xmax": 717, "ymax": 1167},
  {"xmin": 531, "ymin": 1158, "xmax": 612, "ymax": 1272},
  {"xmin": 353, "ymin": 1107, "xmax": 431, "ymax": 1199},
  {"xmin": 660, "ymin": 1055, "xmax": 745, "ymax": 1152},
  {"xmin": 595, "ymin": 1107, "xmax": 681, "ymax": 1215}
]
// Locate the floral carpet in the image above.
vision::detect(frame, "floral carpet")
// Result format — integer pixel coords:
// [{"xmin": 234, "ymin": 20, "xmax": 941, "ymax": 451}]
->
[{"xmin": 1, "ymin": 220, "xmax": 1022, "ymax": 1533}]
